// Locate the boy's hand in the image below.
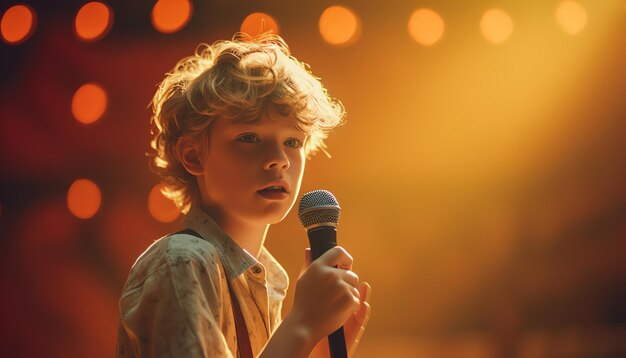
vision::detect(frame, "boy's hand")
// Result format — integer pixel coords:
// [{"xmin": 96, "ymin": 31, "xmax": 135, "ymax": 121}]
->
[
  {"xmin": 290, "ymin": 246, "xmax": 361, "ymax": 344},
  {"xmin": 300, "ymin": 248, "xmax": 372, "ymax": 357}
]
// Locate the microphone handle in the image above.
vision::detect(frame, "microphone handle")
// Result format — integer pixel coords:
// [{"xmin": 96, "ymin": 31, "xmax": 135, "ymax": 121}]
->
[{"xmin": 307, "ymin": 226, "xmax": 348, "ymax": 358}]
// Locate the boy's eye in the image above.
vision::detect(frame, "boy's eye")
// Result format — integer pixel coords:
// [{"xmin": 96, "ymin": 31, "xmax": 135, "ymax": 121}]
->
[
  {"xmin": 285, "ymin": 138, "xmax": 303, "ymax": 148},
  {"xmin": 236, "ymin": 133, "xmax": 260, "ymax": 143}
]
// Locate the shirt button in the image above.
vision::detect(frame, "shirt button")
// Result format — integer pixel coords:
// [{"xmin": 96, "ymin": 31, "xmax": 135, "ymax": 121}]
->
[{"xmin": 251, "ymin": 266, "xmax": 262, "ymax": 274}]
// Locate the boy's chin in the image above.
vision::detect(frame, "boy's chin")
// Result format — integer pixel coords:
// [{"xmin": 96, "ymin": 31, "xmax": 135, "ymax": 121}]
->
[
  {"xmin": 261, "ymin": 208, "xmax": 292, "ymax": 224},
  {"xmin": 247, "ymin": 202, "xmax": 294, "ymax": 225}
]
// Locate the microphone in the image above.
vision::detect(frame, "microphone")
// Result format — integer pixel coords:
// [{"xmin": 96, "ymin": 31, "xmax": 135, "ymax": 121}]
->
[{"xmin": 298, "ymin": 190, "xmax": 347, "ymax": 358}]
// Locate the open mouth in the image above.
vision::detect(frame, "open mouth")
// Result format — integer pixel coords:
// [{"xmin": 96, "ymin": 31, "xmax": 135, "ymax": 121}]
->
[
  {"xmin": 258, "ymin": 185, "xmax": 287, "ymax": 193},
  {"xmin": 257, "ymin": 184, "xmax": 289, "ymax": 200}
]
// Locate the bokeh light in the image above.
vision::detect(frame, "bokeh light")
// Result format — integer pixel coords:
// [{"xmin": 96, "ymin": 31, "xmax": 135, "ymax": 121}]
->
[
  {"xmin": 556, "ymin": 1, "xmax": 588, "ymax": 35},
  {"xmin": 71, "ymin": 83, "xmax": 108, "ymax": 124},
  {"xmin": 240, "ymin": 12, "xmax": 279, "ymax": 36},
  {"xmin": 151, "ymin": 0, "xmax": 192, "ymax": 34},
  {"xmin": 74, "ymin": 2, "xmax": 113, "ymax": 41},
  {"xmin": 480, "ymin": 8, "xmax": 514, "ymax": 44},
  {"xmin": 148, "ymin": 184, "xmax": 180, "ymax": 223},
  {"xmin": 67, "ymin": 179, "xmax": 102, "ymax": 219},
  {"xmin": 408, "ymin": 8, "xmax": 445, "ymax": 46},
  {"xmin": 319, "ymin": 5, "xmax": 361, "ymax": 46},
  {"xmin": 1, "ymin": 4, "xmax": 36, "ymax": 45}
]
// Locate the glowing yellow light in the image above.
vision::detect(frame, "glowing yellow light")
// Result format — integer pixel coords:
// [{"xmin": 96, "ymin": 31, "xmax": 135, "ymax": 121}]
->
[
  {"xmin": 1, "ymin": 5, "xmax": 36, "ymax": 45},
  {"xmin": 72, "ymin": 83, "xmax": 108, "ymax": 124},
  {"xmin": 74, "ymin": 2, "xmax": 113, "ymax": 41},
  {"xmin": 67, "ymin": 179, "xmax": 102, "ymax": 219},
  {"xmin": 556, "ymin": 1, "xmax": 587, "ymax": 35},
  {"xmin": 151, "ymin": 0, "xmax": 192, "ymax": 34},
  {"xmin": 408, "ymin": 8, "xmax": 445, "ymax": 46},
  {"xmin": 148, "ymin": 184, "xmax": 180, "ymax": 223},
  {"xmin": 240, "ymin": 12, "xmax": 279, "ymax": 36},
  {"xmin": 480, "ymin": 9, "xmax": 514, "ymax": 44},
  {"xmin": 319, "ymin": 6, "xmax": 361, "ymax": 46}
]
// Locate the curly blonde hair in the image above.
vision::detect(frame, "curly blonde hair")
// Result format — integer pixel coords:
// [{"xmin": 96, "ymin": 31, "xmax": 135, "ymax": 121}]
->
[{"xmin": 149, "ymin": 33, "xmax": 345, "ymax": 214}]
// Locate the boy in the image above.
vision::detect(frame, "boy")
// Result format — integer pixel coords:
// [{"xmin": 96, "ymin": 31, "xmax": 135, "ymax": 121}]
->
[{"xmin": 116, "ymin": 33, "xmax": 371, "ymax": 357}]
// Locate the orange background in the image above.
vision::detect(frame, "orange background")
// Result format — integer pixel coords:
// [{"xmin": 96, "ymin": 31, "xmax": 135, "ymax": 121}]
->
[{"xmin": 1, "ymin": 1, "xmax": 625, "ymax": 357}]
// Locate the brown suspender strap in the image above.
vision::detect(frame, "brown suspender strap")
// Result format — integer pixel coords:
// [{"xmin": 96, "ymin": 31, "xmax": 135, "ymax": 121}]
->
[
  {"xmin": 176, "ymin": 229, "xmax": 253, "ymax": 358},
  {"xmin": 227, "ymin": 279, "xmax": 253, "ymax": 358}
]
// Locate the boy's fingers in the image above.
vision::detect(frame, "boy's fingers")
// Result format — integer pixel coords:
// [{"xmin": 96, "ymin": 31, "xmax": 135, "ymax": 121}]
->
[
  {"xmin": 317, "ymin": 246, "xmax": 353, "ymax": 270},
  {"xmin": 355, "ymin": 282, "xmax": 372, "ymax": 324},
  {"xmin": 358, "ymin": 281, "xmax": 371, "ymax": 303},
  {"xmin": 343, "ymin": 270, "xmax": 360, "ymax": 288},
  {"xmin": 356, "ymin": 300, "xmax": 371, "ymax": 320}
]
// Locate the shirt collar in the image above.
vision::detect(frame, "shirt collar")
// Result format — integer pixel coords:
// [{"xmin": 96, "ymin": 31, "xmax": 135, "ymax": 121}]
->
[
  {"xmin": 258, "ymin": 245, "xmax": 289, "ymax": 295},
  {"xmin": 182, "ymin": 206, "xmax": 258, "ymax": 282}
]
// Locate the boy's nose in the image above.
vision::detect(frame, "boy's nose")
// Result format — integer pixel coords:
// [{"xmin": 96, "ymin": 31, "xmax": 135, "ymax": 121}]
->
[{"xmin": 263, "ymin": 145, "xmax": 290, "ymax": 170}]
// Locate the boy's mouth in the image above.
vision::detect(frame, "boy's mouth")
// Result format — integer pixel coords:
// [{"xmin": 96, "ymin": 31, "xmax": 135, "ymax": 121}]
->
[
  {"xmin": 258, "ymin": 185, "xmax": 287, "ymax": 193},
  {"xmin": 258, "ymin": 180, "xmax": 290, "ymax": 193},
  {"xmin": 257, "ymin": 181, "xmax": 290, "ymax": 200}
]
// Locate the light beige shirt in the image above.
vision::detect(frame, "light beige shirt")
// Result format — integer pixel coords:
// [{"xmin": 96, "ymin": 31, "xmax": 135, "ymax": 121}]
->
[{"xmin": 116, "ymin": 206, "xmax": 289, "ymax": 357}]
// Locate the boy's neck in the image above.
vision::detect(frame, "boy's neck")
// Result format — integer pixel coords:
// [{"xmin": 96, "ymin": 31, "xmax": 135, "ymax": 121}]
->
[
  {"xmin": 200, "ymin": 205, "xmax": 268, "ymax": 258},
  {"xmin": 222, "ymin": 220, "xmax": 269, "ymax": 259}
]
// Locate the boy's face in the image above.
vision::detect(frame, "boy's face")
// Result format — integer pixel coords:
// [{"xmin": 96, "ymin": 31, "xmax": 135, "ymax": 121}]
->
[{"xmin": 197, "ymin": 107, "xmax": 306, "ymax": 226}]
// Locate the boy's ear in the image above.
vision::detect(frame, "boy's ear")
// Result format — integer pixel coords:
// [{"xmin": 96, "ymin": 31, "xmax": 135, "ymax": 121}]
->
[{"xmin": 176, "ymin": 137, "xmax": 205, "ymax": 176}]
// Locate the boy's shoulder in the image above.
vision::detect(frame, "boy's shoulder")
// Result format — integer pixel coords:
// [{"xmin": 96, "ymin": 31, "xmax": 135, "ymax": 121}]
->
[
  {"xmin": 123, "ymin": 231, "xmax": 224, "ymax": 289},
  {"xmin": 137, "ymin": 231, "xmax": 222, "ymax": 268}
]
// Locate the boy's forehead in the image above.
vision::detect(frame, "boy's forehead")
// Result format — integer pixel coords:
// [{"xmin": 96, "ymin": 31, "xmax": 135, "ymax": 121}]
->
[
  {"xmin": 228, "ymin": 111, "xmax": 307, "ymax": 132},
  {"xmin": 228, "ymin": 118, "xmax": 306, "ymax": 133}
]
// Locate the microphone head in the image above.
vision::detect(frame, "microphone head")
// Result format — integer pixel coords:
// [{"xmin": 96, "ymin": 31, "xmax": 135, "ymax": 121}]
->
[{"xmin": 298, "ymin": 190, "xmax": 341, "ymax": 230}]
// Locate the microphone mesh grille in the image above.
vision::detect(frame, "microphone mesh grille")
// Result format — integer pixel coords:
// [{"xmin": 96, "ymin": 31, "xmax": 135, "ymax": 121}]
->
[{"xmin": 298, "ymin": 190, "xmax": 341, "ymax": 229}]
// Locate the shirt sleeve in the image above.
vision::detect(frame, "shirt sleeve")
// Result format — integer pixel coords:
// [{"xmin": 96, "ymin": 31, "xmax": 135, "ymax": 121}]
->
[{"xmin": 117, "ymin": 249, "xmax": 234, "ymax": 358}]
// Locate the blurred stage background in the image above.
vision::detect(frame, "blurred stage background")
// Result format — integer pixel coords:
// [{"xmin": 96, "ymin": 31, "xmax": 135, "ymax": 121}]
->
[{"xmin": 1, "ymin": 0, "xmax": 625, "ymax": 357}]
